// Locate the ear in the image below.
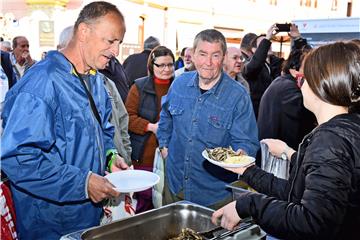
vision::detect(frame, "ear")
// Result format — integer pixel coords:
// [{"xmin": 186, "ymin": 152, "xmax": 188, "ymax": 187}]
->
[
  {"xmin": 77, "ymin": 22, "xmax": 90, "ymax": 43},
  {"xmin": 289, "ymin": 68, "xmax": 298, "ymax": 78}
]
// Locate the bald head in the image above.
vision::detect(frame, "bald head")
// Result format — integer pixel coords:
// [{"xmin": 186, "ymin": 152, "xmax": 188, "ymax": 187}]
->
[{"xmin": 223, "ymin": 47, "xmax": 243, "ymax": 78}]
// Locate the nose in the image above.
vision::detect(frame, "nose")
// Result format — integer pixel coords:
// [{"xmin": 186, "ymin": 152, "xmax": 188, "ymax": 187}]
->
[
  {"xmin": 205, "ymin": 55, "xmax": 213, "ymax": 66},
  {"xmin": 110, "ymin": 44, "xmax": 120, "ymax": 57}
]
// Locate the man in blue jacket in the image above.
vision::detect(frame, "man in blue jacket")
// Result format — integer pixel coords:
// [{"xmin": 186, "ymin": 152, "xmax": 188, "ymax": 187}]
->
[
  {"xmin": 157, "ymin": 29, "xmax": 259, "ymax": 209},
  {"xmin": 1, "ymin": 2, "xmax": 129, "ymax": 239}
]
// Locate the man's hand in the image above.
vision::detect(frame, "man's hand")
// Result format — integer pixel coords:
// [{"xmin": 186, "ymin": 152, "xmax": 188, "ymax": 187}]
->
[
  {"xmin": 160, "ymin": 147, "xmax": 168, "ymax": 160},
  {"xmin": 22, "ymin": 52, "xmax": 35, "ymax": 66},
  {"xmin": 289, "ymin": 23, "xmax": 301, "ymax": 39},
  {"xmin": 212, "ymin": 201, "xmax": 241, "ymax": 231},
  {"xmin": 110, "ymin": 154, "xmax": 129, "ymax": 172},
  {"xmin": 87, "ymin": 173, "xmax": 120, "ymax": 203},
  {"xmin": 266, "ymin": 24, "xmax": 278, "ymax": 40}
]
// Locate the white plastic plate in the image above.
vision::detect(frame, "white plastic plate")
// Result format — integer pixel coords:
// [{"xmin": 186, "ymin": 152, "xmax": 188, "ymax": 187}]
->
[{"xmin": 105, "ymin": 170, "xmax": 160, "ymax": 193}]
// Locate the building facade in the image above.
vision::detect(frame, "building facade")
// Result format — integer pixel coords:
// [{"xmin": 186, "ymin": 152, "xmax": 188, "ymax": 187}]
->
[{"xmin": 1, "ymin": 0, "xmax": 359, "ymax": 61}]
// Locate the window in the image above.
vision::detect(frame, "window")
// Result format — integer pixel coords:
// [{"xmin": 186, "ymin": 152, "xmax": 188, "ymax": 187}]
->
[
  {"xmin": 269, "ymin": 0, "xmax": 277, "ymax": 5},
  {"xmin": 331, "ymin": 0, "xmax": 338, "ymax": 10},
  {"xmin": 347, "ymin": 0, "xmax": 352, "ymax": 16},
  {"xmin": 300, "ymin": 0, "xmax": 317, "ymax": 8}
]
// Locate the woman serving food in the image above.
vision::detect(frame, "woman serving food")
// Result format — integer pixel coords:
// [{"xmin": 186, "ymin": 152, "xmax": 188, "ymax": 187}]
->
[{"xmin": 211, "ymin": 41, "xmax": 360, "ymax": 240}]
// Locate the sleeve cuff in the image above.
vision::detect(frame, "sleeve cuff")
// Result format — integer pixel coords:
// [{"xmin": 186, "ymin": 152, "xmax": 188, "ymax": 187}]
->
[
  {"xmin": 85, "ymin": 171, "xmax": 92, "ymax": 199},
  {"xmin": 235, "ymin": 191, "xmax": 252, "ymax": 218}
]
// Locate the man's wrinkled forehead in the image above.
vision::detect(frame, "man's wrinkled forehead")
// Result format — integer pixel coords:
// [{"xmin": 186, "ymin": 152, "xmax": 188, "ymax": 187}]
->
[
  {"xmin": 16, "ymin": 38, "xmax": 29, "ymax": 48},
  {"xmin": 195, "ymin": 40, "xmax": 224, "ymax": 54},
  {"xmin": 227, "ymin": 47, "xmax": 241, "ymax": 57}
]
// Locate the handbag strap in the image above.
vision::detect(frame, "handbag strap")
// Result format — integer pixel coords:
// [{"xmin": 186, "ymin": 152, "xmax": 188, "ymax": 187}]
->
[{"xmin": 64, "ymin": 55, "xmax": 102, "ymax": 129}]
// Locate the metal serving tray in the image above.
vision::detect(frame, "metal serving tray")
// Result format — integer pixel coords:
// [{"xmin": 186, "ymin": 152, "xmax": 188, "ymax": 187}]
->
[{"xmin": 80, "ymin": 202, "xmax": 265, "ymax": 240}]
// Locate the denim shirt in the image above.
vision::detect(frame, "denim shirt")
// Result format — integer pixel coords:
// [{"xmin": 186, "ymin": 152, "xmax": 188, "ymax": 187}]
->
[{"xmin": 157, "ymin": 71, "xmax": 259, "ymax": 206}]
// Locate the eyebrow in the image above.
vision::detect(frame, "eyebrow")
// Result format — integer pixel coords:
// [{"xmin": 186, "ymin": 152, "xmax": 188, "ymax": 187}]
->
[
  {"xmin": 198, "ymin": 50, "xmax": 222, "ymax": 55},
  {"xmin": 106, "ymin": 38, "xmax": 123, "ymax": 44}
]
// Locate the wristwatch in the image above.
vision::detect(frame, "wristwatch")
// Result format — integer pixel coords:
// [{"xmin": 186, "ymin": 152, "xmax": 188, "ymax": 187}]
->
[{"xmin": 280, "ymin": 146, "xmax": 289, "ymax": 160}]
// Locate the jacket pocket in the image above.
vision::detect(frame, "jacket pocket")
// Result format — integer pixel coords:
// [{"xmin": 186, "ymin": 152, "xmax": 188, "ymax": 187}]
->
[
  {"xmin": 205, "ymin": 110, "xmax": 232, "ymax": 146},
  {"xmin": 169, "ymin": 104, "xmax": 184, "ymax": 116}
]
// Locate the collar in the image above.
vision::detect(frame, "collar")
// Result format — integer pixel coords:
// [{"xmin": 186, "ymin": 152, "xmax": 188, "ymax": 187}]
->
[
  {"xmin": 52, "ymin": 51, "xmax": 97, "ymax": 77},
  {"xmin": 9, "ymin": 52, "xmax": 17, "ymax": 65},
  {"xmin": 154, "ymin": 76, "xmax": 170, "ymax": 85},
  {"xmin": 187, "ymin": 71, "xmax": 225, "ymax": 98}
]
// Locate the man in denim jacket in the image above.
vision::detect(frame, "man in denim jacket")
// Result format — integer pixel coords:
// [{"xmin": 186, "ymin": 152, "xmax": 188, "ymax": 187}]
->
[{"xmin": 157, "ymin": 29, "xmax": 259, "ymax": 209}]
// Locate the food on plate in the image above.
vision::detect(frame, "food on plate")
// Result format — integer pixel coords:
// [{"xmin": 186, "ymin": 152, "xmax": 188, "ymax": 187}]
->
[
  {"xmin": 168, "ymin": 228, "xmax": 203, "ymax": 240},
  {"xmin": 206, "ymin": 147, "xmax": 251, "ymax": 165}
]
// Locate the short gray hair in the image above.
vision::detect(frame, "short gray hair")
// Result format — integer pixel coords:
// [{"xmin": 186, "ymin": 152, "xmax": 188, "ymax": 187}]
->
[
  {"xmin": 74, "ymin": 1, "xmax": 124, "ymax": 30},
  {"xmin": 193, "ymin": 29, "xmax": 227, "ymax": 56},
  {"xmin": 0, "ymin": 41, "xmax": 11, "ymax": 50},
  {"xmin": 144, "ymin": 36, "xmax": 160, "ymax": 50},
  {"xmin": 58, "ymin": 25, "xmax": 73, "ymax": 49}
]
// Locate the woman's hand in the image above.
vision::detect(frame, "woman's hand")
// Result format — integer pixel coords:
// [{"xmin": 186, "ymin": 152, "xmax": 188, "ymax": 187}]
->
[
  {"xmin": 224, "ymin": 164, "xmax": 254, "ymax": 175},
  {"xmin": 147, "ymin": 122, "xmax": 158, "ymax": 134},
  {"xmin": 212, "ymin": 201, "xmax": 241, "ymax": 231},
  {"xmin": 224, "ymin": 148, "xmax": 252, "ymax": 175},
  {"xmin": 261, "ymin": 138, "xmax": 295, "ymax": 159}
]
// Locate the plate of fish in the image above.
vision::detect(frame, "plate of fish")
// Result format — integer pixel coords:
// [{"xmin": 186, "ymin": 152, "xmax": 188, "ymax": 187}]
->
[{"xmin": 202, "ymin": 147, "xmax": 255, "ymax": 168}]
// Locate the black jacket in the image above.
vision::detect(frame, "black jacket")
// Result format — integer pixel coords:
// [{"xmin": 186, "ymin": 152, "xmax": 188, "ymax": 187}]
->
[
  {"xmin": 242, "ymin": 39, "xmax": 275, "ymax": 118},
  {"xmin": 1, "ymin": 51, "xmax": 15, "ymax": 89},
  {"xmin": 257, "ymin": 74, "xmax": 316, "ymax": 149},
  {"xmin": 123, "ymin": 50, "xmax": 151, "ymax": 86},
  {"xmin": 99, "ymin": 57, "xmax": 129, "ymax": 103},
  {"xmin": 237, "ymin": 113, "xmax": 360, "ymax": 240}
]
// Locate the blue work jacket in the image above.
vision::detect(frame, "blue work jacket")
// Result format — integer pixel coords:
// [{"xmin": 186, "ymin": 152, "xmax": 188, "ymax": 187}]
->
[
  {"xmin": 157, "ymin": 71, "xmax": 259, "ymax": 206},
  {"xmin": 1, "ymin": 51, "xmax": 114, "ymax": 239}
]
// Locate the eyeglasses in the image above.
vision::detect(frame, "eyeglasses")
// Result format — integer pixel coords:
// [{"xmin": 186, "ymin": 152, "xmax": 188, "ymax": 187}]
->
[
  {"xmin": 296, "ymin": 73, "xmax": 306, "ymax": 88},
  {"xmin": 232, "ymin": 55, "xmax": 245, "ymax": 63},
  {"xmin": 153, "ymin": 62, "xmax": 174, "ymax": 70}
]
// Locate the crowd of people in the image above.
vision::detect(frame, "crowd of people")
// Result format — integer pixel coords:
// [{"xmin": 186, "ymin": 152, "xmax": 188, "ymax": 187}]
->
[{"xmin": 1, "ymin": 1, "xmax": 359, "ymax": 239}]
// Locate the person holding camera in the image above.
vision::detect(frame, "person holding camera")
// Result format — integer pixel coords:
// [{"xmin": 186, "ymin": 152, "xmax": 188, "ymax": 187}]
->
[
  {"xmin": 241, "ymin": 24, "xmax": 284, "ymax": 119},
  {"xmin": 288, "ymin": 23, "xmax": 312, "ymax": 51}
]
